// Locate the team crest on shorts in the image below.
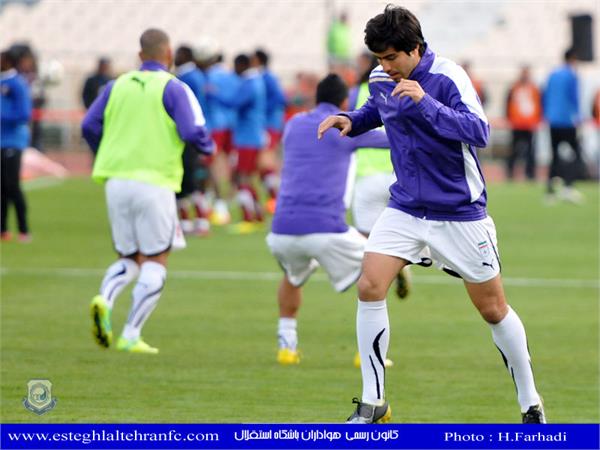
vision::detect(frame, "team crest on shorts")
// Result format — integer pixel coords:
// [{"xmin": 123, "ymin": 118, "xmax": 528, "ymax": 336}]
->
[
  {"xmin": 23, "ymin": 379, "xmax": 57, "ymax": 415},
  {"xmin": 478, "ymin": 240, "xmax": 490, "ymax": 258}
]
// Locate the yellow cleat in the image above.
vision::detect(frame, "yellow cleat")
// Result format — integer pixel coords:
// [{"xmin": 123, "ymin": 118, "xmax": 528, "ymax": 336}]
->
[
  {"xmin": 209, "ymin": 210, "xmax": 232, "ymax": 226},
  {"xmin": 353, "ymin": 352, "xmax": 394, "ymax": 368},
  {"xmin": 90, "ymin": 295, "xmax": 112, "ymax": 348},
  {"xmin": 116, "ymin": 336, "xmax": 159, "ymax": 354},
  {"xmin": 277, "ymin": 348, "xmax": 300, "ymax": 365},
  {"xmin": 228, "ymin": 221, "xmax": 264, "ymax": 235}
]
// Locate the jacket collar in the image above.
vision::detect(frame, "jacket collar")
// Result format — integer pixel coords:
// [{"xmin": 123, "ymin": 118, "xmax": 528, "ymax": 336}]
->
[
  {"xmin": 140, "ymin": 61, "xmax": 168, "ymax": 72},
  {"xmin": 409, "ymin": 44, "xmax": 434, "ymax": 81},
  {"xmin": 315, "ymin": 102, "xmax": 341, "ymax": 114}
]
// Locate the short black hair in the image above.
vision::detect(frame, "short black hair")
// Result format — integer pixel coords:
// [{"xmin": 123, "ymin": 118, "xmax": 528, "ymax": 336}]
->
[
  {"xmin": 1, "ymin": 49, "xmax": 17, "ymax": 68},
  {"xmin": 234, "ymin": 53, "xmax": 250, "ymax": 68},
  {"xmin": 564, "ymin": 47, "xmax": 578, "ymax": 62},
  {"xmin": 316, "ymin": 73, "xmax": 348, "ymax": 107},
  {"xmin": 364, "ymin": 4, "xmax": 425, "ymax": 56},
  {"xmin": 255, "ymin": 49, "xmax": 269, "ymax": 66},
  {"xmin": 175, "ymin": 46, "xmax": 194, "ymax": 62}
]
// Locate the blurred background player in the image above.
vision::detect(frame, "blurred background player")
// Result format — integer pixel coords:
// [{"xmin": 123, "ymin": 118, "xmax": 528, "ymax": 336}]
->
[
  {"xmin": 326, "ymin": 10, "xmax": 352, "ymax": 72},
  {"xmin": 349, "ymin": 51, "xmax": 412, "ymax": 302},
  {"xmin": 543, "ymin": 48, "xmax": 586, "ymax": 204},
  {"xmin": 1, "ymin": 48, "xmax": 33, "ymax": 243},
  {"xmin": 82, "ymin": 28, "xmax": 214, "ymax": 354},
  {"xmin": 252, "ymin": 48, "xmax": 286, "ymax": 214},
  {"xmin": 504, "ymin": 65, "xmax": 543, "ymax": 181},
  {"xmin": 174, "ymin": 44, "xmax": 211, "ymax": 236},
  {"xmin": 82, "ymin": 57, "xmax": 113, "ymax": 110},
  {"xmin": 267, "ymin": 74, "xmax": 390, "ymax": 365},
  {"xmin": 204, "ymin": 52, "xmax": 237, "ymax": 226},
  {"xmin": 9, "ymin": 43, "xmax": 46, "ymax": 152},
  {"xmin": 215, "ymin": 53, "xmax": 266, "ymax": 233}
]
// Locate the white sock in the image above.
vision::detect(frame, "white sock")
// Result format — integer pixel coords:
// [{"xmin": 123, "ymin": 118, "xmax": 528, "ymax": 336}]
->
[
  {"xmin": 490, "ymin": 306, "xmax": 541, "ymax": 412},
  {"xmin": 357, "ymin": 299, "xmax": 389, "ymax": 406},
  {"xmin": 122, "ymin": 261, "xmax": 166, "ymax": 341},
  {"xmin": 278, "ymin": 318, "xmax": 298, "ymax": 351},
  {"xmin": 99, "ymin": 258, "xmax": 139, "ymax": 309}
]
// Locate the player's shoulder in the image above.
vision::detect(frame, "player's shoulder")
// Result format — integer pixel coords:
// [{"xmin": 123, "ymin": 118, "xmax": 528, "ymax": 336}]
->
[
  {"xmin": 428, "ymin": 56, "xmax": 470, "ymax": 90},
  {"xmin": 429, "ymin": 56, "xmax": 463, "ymax": 77},
  {"xmin": 368, "ymin": 65, "xmax": 394, "ymax": 84}
]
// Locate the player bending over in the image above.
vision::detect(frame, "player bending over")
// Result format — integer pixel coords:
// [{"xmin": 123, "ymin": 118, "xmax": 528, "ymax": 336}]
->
[{"xmin": 267, "ymin": 74, "xmax": 389, "ymax": 366}]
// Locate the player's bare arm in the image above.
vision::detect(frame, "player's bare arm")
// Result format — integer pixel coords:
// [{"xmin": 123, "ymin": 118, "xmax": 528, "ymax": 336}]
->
[
  {"xmin": 317, "ymin": 115, "xmax": 352, "ymax": 139},
  {"xmin": 391, "ymin": 79, "xmax": 425, "ymax": 103}
]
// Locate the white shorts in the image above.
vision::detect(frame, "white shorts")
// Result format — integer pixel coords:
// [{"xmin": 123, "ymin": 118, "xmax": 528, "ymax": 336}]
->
[
  {"xmin": 352, "ymin": 172, "xmax": 396, "ymax": 233},
  {"xmin": 366, "ymin": 207, "xmax": 500, "ymax": 283},
  {"xmin": 105, "ymin": 179, "xmax": 186, "ymax": 256},
  {"xmin": 266, "ymin": 227, "xmax": 367, "ymax": 292}
]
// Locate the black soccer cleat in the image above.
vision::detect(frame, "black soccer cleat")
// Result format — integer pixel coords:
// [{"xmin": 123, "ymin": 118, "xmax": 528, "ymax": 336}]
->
[
  {"xmin": 346, "ymin": 397, "xmax": 392, "ymax": 424},
  {"xmin": 522, "ymin": 404, "xmax": 546, "ymax": 423}
]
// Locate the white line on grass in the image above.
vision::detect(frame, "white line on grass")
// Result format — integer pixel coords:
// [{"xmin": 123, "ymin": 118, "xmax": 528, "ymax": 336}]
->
[{"xmin": 0, "ymin": 267, "xmax": 598, "ymax": 289}]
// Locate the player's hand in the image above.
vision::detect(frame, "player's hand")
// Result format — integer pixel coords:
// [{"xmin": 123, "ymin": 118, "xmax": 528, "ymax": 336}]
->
[
  {"xmin": 391, "ymin": 79, "xmax": 425, "ymax": 103},
  {"xmin": 317, "ymin": 115, "xmax": 352, "ymax": 139}
]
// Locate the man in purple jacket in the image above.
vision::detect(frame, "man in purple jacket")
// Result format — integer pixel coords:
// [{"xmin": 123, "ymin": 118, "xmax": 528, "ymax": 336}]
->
[
  {"xmin": 267, "ymin": 74, "xmax": 389, "ymax": 366},
  {"xmin": 319, "ymin": 6, "xmax": 545, "ymax": 424}
]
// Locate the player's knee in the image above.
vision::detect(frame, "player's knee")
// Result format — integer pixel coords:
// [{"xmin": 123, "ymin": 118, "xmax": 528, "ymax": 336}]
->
[
  {"xmin": 357, "ymin": 274, "xmax": 386, "ymax": 300},
  {"xmin": 477, "ymin": 300, "xmax": 508, "ymax": 324}
]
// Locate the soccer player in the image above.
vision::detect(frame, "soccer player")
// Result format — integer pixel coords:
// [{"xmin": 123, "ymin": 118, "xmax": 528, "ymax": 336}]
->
[
  {"xmin": 216, "ymin": 54, "xmax": 267, "ymax": 232},
  {"xmin": 174, "ymin": 45, "xmax": 211, "ymax": 236},
  {"xmin": 543, "ymin": 48, "xmax": 585, "ymax": 203},
  {"xmin": 252, "ymin": 49, "xmax": 287, "ymax": 214},
  {"xmin": 1, "ymin": 49, "xmax": 33, "ymax": 243},
  {"xmin": 318, "ymin": 5, "xmax": 545, "ymax": 424},
  {"xmin": 267, "ymin": 74, "xmax": 389, "ymax": 365},
  {"xmin": 82, "ymin": 29, "xmax": 214, "ymax": 354},
  {"xmin": 205, "ymin": 53, "xmax": 237, "ymax": 225}
]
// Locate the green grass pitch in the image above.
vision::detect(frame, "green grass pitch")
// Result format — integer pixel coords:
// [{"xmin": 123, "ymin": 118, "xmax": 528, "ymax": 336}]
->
[{"xmin": 1, "ymin": 178, "xmax": 598, "ymax": 423}]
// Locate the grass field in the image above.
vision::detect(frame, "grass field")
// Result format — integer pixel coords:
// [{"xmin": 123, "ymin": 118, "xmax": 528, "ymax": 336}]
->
[{"xmin": 1, "ymin": 177, "xmax": 598, "ymax": 423}]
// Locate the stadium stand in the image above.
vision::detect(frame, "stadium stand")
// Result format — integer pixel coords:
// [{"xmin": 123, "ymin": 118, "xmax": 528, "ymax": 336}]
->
[{"xmin": 0, "ymin": 0, "xmax": 598, "ymax": 160}]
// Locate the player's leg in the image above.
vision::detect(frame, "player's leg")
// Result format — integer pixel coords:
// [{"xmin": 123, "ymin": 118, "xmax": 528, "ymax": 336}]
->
[
  {"xmin": 91, "ymin": 179, "xmax": 142, "ymax": 348},
  {"xmin": 9, "ymin": 150, "xmax": 29, "ymax": 239},
  {"xmin": 117, "ymin": 181, "xmax": 182, "ymax": 354},
  {"xmin": 118, "ymin": 251, "xmax": 168, "ymax": 354},
  {"xmin": 231, "ymin": 149, "xmax": 263, "ymax": 233},
  {"xmin": 506, "ymin": 130, "xmax": 520, "ymax": 181},
  {"xmin": 259, "ymin": 129, "xmax": 281, "ymax": 214},
  {"xmin": 524, "ymin": 130, "xmax": 536, "ymax": 181},
  {"xmin": 267, "ymin": 232, "xmax": 319, "ymax": 364},
  {"xmin": 347, "ymin": 208, "xmax": 424, "ymax": 423},
  {"xmin": 429, "ymin": 216, "xmax": 544, "ymax": 422},
  {"xmin": 1, "ymin": 150, "xmax": 13, "ymax": 239},
  {"xmin": 465, "ymin": 276, "xmax": 545, "ymax": 423},
  {"xmin": 190, "ymin": 158, "xmax": 212, "ymax": 236},
  {"xmin": 276, "ymin": 276, "xmax": 302, "ymax": 365},
  {"xmin": 316, "ymin": 227, "xmax": 395, "ymax": 370},
  {"xmin": 546, "ymin": 128, "xmax": 562, "ymax": 200},
  {"xmin": 559, "ymin": 128, "xmax": 584, "ymax": 203},
  {"xmin": 352, "ymin": 173, "xmax": 411, "ymax": 300},
  {"xmin": 208, "ymin": 130, "xmax": 233, "ymax": 226}
]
